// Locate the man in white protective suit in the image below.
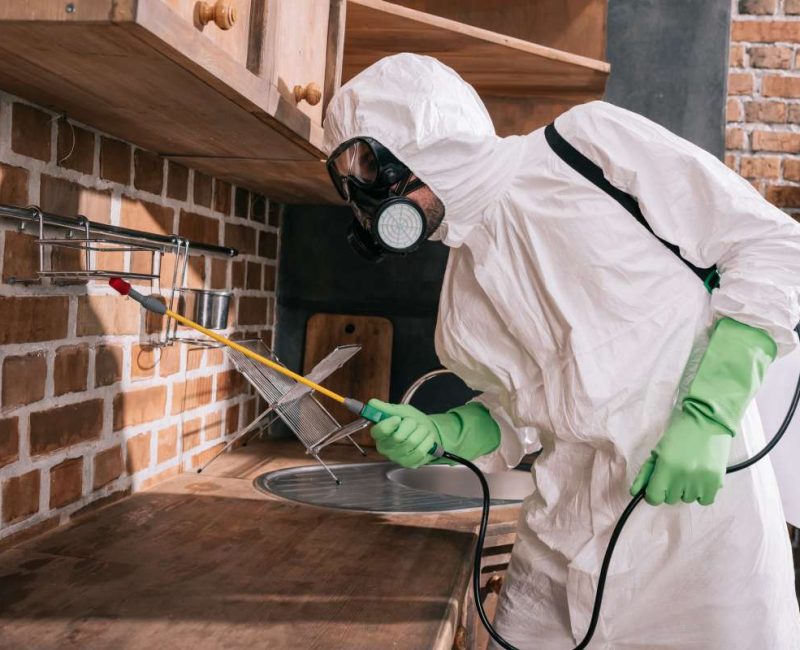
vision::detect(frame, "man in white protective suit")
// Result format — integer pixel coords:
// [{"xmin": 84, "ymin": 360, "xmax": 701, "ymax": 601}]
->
[{"xmin": 323, "ymin": 53, "xmax": 800, "ymax": 649}]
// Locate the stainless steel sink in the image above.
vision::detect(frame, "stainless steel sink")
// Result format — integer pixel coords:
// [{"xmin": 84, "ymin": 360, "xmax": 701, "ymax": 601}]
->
[
  {"xmin": 254, "ymin": 462, "xmax": 533, "ymax": 513},
  {"xmin": 387, "ymin": 465, "xmax": 533, "ymax": 501}
]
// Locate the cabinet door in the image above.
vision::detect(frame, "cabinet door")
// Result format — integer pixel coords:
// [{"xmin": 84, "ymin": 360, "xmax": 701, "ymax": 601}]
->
[
  {"xmin": 162, "ymin": 0, "xmax": 257, "ymax": 68},
  {"xmin": 265, "ymin": 0, "xmax": 331, "ymax": 126}
]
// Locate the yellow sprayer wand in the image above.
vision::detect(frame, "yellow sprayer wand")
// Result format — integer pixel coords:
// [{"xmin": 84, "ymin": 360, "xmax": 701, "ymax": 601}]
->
[{"xmin": 108, "ymin": 277, "xmax": 409, "ymax": 428}]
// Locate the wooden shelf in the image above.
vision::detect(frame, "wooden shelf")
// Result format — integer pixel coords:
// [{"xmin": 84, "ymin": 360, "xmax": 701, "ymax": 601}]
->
[{"xmin": 343, "ymin": 0, "xmax": 610, "ymax": 99}]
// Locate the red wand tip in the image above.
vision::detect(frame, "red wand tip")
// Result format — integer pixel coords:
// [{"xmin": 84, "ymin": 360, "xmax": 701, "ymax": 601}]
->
[{"xmin": 109, "ymin": 277, "xmax": 131, "ymax": 296}]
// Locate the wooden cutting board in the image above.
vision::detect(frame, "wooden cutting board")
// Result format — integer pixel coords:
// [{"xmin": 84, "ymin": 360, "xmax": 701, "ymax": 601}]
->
[{"xmin": 303, "ymin": 313, "xmax": 393, "ymax": 446}]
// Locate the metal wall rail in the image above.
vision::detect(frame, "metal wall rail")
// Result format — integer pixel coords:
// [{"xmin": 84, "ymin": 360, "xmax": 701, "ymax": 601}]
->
[{"xmin": 0, "ymin": 203, "xmax": 239, "ymax": 258}]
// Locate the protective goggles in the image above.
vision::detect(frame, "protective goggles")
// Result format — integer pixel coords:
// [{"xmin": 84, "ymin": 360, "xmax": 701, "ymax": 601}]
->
[{"xmin": 326, "ymin": 137, "xmax": 412, "ymax": 202}]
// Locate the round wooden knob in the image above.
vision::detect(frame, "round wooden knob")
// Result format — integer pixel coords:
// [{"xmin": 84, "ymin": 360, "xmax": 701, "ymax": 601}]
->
[
  {"xmin": 293, "ymin": 82, "xmax": 322, "ymax": 106},
  {"xmin": 198, "ymin": 1, "xmax": 236, "ymax": 30}
]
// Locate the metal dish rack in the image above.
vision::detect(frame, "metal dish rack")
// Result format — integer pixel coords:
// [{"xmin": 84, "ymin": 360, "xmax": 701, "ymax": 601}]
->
[
  {"xmin": 0, "ymin": 203, "xmax": 238, "ymax": 347},
  {"xmin": 203, "ymin": 339, "xmax": 369, "ymax": 483}
]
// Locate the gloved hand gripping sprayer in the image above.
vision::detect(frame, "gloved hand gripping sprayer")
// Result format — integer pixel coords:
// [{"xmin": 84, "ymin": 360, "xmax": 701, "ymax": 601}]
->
[{"xmin": 110, "ymin": 276, "xmax": 800, "ymax": 650}]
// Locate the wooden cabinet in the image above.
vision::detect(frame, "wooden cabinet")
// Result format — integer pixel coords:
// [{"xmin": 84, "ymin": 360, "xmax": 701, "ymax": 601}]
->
[{"xmin": 0, "ymin": 0, "xmax": 609, "ymax": 203}]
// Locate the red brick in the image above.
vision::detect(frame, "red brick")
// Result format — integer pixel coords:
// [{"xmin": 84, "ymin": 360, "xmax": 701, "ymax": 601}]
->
[
  {"xmin": 120, "ymin": 196, "xmax": 173, "ymax": 235},
  {"xmin": 0, "ymin": 162, "xmax": 29, "ymax": 205},
  {"xmin": 234, "ymin": 187, "xmax": 250, "ymax": 218},
  {"xmin": 789, "ymin": 104, "xmax": 800, "ymax": 124},
  {"xmin": 133, "ymin": 149, "xmax": 164, "ymax": 195},
  {"xmin": 251, "ymin": 195, "xmax": 267, "ymax": 223},
  {"xmin": 232, "ymin": 261, "xmax": 245, "ymax": 289},
  {"xmin": 730, "ymin": 44, "xmax": 746, "ymax": 68},
  {"xmin": 179, "ymin": 210, "xmax": 218, "ymax": 246},
  {"xmin": 263, "ymin": 264, "xmax": 276, "ymax": 291},
  {"xmin": 158, "ymin": 345, "xmax": 181, "ymax": 377},
  {"xmin": 157, "ymin": 425, "xmax": 178, "ymax": 463},
  {"xmin": 0, "ymin": 296, "xmax": 68, "ymax": 344},
  {"xmin": 113, "ymin": 385, "xmax": 167, "ymax": 430},
  {"xmin": 0, "ymin": 417, "xmax": 20, "ymax": 469},
  {"xmin": 752, "ymin": 130, "xmax": 800, "ymax": 152},
  {"xmin": 238, "ymin": 296, "xmax": 267, "ymax": 326},
  {"xmin": 788, "ymin": 0, "xmax": 800, "ymax": 14},
  {"xmin": 167, "ymin": 161, "xmax": 189, "ymax": 200},
  {"xmin": 182, "ymin": 417, "xmax": 202, "ymax": 451},
  {"xmin": 57, "ymin": 118, "xmax": 94, "ymax": 174},
  {"xmin": 194, "ymin": 171, "xmax": 213, "ymax": 207},
  {"xmin": 726, "ymin": 153, "xmax": 738, "ymax": 171},
  {"xmin": 740, "ymin": 155, "xmax": 781, "ymax": 180},
  {"xmin": 130, "ymin": 344, "xmax": 155, "ymax": 380},
  {"xmin": 126, "ymin": 432, "xmax": 151, "ymax": 474},
  {"xmin": 214, "ymin": 180, "xmax": 232, "ymax": 215},
  {"xmin": 762, "ymin": 75, "xmax": 800, "ymax": 99},
  {"xmin": 40, "ymin": 175, "xmax": 111, "ymax": 224},
  {"xmin": 186, "ymin": 255, "xmax": 206, "ymax": 289},
  {"xmin": 2, "ymin": 352, "xmax": 46, "ymax": 409},
  {"xmin": 246, "ymin": 261, "xmax": 262, "ymax": 290},
  {"xmin": 93, "ymin": 446, "xmax": 123, "ymax": 489},
  {"xmin": 206, "ymin": 348, "xmax": 224, "ymax": 367},
  {"xmin": 728, "ymin": 72, "xmax": 754, "ymax": 96},
  {"xmin": 30, "ymin": 398, "xmax": 104, "ymax": 456},
  {"xmin": 54, "ymin": 344, "xmax": 89, "ymax": 396},
  {"xmin": 204, "ymin": 412, "xmax": 223, "ymax": 442},
  {"xmin": 744, "ymin": 100, "xmax": 787, "ymax": 123},
  {"xmin": 727, "ymin": 98, "xmax": 742, "ymax": 122},
  {"xmin": 95, "ymin": 344, "xmax": 123, "ymax": 387},
  {"xmin": 258, "ymin": 231, "xmax": 278, "ymax": 258},
  {"xmin": 139, "ymin": 465, "xmax": 180, "ymax": 490},
  {"xmin": 226, "ymin": 404, "xmax": 240, "ymax": 435},
  {"xmin": 77, "ymin": 295, "xmax": 139, "ymax": 336},
  {"xmin": 216, "ymin": 369, "xmax": 246, "ymax": 401},
  {"xmin": 99, "ymin": 136, "xmax": 131, "ymax": 184},
  {"xmin": 210, "ymin": 258, "xmax": 229, "ymax": 289},
  {"xmin": 738, "ymin": 0, "xmax": 777, "ymax": 13},
  {"xmin": 766, "ymin": 184, "xmax": 800, "ymax": 207},
  {"xmin": 784, "ymin": 159, "xmax": 800, "ymax": 182},
  {"xmin": 268, "ymin": 202, "xmax": 281, "ymax": 228},
  {"xmin": 187, "ymin": 348, "xmax": 204, "ymax": 371},
  {"xmin": 11, "ymin": 103, "xmax": 51, "ymax": 161},
  {"xmin": 732, "ymin": 20, "xmax": 800, "ymax": 42},
  {"xmin": 2, "ymin": 470, "xmax": 40, "ymax": 523},
  {"xmin": 49, "ymin": 457, "xmax": 83, "ymax": 509},
  {"xmin": 749, "ymin": 45, "xmax": 792, "ymax": 69},
  {"xmin": 224, "ymin": 223, "xmax": 257, "ymax": 255},
  {"xmin": 189, "ymin": 443, "xmax": 224, "ymax": 470},
  {"xmin": 172, "ymin": 376, "xmax": 213, "ymax": 413},
  {"xmin": 3, "ymin": 231, "xmax": 40, "ymax": 284}
]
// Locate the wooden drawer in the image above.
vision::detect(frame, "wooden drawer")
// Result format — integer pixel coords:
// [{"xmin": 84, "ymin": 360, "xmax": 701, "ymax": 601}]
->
[
  {"xmin": 162, "ymin": 0, "xmax": 260, "ymax": 69},
  {"xmin": 262, "ymin": 0, "xmax": 332, "ymax": 126}
]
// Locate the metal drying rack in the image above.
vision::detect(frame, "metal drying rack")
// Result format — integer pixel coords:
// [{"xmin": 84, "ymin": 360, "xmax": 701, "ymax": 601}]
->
[{"xmin": 0, "ymin": 203, "xmax": 238, "ymax": 347}]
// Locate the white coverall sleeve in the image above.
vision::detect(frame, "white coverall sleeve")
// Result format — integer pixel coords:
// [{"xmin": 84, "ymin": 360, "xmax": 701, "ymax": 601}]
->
[
  {"xmin": 555, "ymin": 101, "xmax": 800, "ymax": 355},
  {"xmin": 470, "ymin": 392, "xmax": 541, "ymax": 473}
]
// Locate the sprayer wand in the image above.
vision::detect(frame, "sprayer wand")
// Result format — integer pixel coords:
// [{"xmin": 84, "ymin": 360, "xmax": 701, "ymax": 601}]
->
[{"xmin": 108, "ymin": 278, "xmax": 444, "ymax": 455}]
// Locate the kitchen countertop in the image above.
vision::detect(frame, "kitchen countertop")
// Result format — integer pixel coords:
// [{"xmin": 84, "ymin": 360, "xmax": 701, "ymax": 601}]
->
[{"xmin": 0, "ymin": 439, "xmax": 519, "ymax": 650}]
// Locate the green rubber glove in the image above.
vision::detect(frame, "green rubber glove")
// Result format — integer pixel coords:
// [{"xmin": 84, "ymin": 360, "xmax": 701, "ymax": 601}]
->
[
  {"xmin": 631, "ymin": 317, "xmax": 777, "ymax": 506},
  {"xmin": 368, "ymin": 399, "xmax": 501, "ymax": 468}
]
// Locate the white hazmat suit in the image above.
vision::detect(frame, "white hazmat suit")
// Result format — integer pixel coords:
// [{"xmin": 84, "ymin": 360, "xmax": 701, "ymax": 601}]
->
[{"xmin": 324, "ymin": 53, "xmax": 800, "ymax": 649}]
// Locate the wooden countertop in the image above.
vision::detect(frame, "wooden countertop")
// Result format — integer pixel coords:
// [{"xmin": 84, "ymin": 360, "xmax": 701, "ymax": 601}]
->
[{"xmin": 0, "ymin": 440, "xmax": 519, "ymax": 650}]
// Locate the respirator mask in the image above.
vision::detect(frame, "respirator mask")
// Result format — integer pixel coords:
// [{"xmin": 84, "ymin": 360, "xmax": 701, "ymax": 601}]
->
[{"xmin": 326, "ymin": 137, "xmax": 430, "ymax": 262}]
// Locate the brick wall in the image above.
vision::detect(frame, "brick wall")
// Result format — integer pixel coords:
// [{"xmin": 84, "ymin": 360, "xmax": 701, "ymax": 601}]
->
[
  {"xmin": 727, "ymin": 0, "xmax": 800, "ymax": 216},
  {"xmin": 0, "ymin": 91, "xmax": 279, "ymax": 542}
]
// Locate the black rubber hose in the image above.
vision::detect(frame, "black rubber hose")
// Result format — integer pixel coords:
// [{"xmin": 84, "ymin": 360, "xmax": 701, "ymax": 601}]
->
[{"xmin": 448, "ymin": 342, "xmax": 800, "ymax": 650}]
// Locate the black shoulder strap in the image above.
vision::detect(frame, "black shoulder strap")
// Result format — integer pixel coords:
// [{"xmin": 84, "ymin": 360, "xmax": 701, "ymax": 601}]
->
[{"xmin": 544, "ymin": 122, "xmax": 719, "ymax": 291}]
